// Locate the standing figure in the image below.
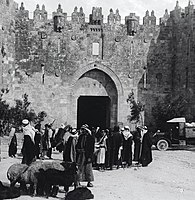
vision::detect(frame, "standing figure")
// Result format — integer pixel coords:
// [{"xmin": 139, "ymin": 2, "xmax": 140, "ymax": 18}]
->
[
  {"xmin": 34, "ymin": 123, "xmax": 42, "ymax": 159},
  {"xmin": 42, "ymin": 124, "xmax": 49, "ymax": 159},
  {"xmin": 96, "ymin": 130, "xmax": 107, "ymax": 171},
  {"xmin": 63, "ymin": 128, "xmax": 78, "ymax": 162},
  {"xmin": 139, "ymin": 126, "xmax": 153, "ymax": 167},
  {"xmin": 21, "ymin": 119, "xmax": 36, "ymax": 165},
  {"xmin": 112, "ymin": 125, "xmax": 123, "ymax": 167},
  {"xmin": 46, "ymin": 124, "xmax": 53, "ymax": 159},
  {"xmin": 133, "ymin": 126, "xmax": 142, "ymax": 164},
  {"xmin": 62, "ymin": 125, "xmax": 73, "ymax": 161},
  {"xmin": 76, "ymin": 125, "xmax": 95, "ymax": 187},
  {"xmin": 8, "ymin": 125, "xmax": 17, "ymax": 158},
  {"xmin": 105, "ymin": 128, "xmax": 114, "ymax": 170},
  {"xmin": 93, "ymin": 127, "xmax": 101, "ymax": 168},
  {"xmin": 121, "ymin": 126, "xmax": 133, "ymax": 167},
  {"xmin": 55, "ymin": 123, "xmax": 66, "ymax": 152}
]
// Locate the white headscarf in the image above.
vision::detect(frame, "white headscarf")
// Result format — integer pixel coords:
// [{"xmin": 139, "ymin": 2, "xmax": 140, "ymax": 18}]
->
[
  {"xmin": 123, "ymin": 126, "xmax": 133, "ymax": 140},
  {"xmin": 22, "ymin": 121, "xmax": 35, "ymax": 143}
]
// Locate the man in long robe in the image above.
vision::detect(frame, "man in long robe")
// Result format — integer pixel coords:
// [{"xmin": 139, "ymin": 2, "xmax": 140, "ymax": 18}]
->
[
  {"xmin": 76, "ymin": 125, "xmax": 95, "ymax": 187},
  {"xmin": 133, "ymin": 127, "xmax": 142, "ymax": 163},
  {"xmin": 112, "ymin": 126, "xmax": 123, "ymax": 166},
  {"xmin": 21, "ymin": 119, "xmax": 36, "ymax": 165},
  {"xmin": 121, "ymin": 126, "xmax": 133, "ymax": 167},
  {"xmin": 139, "ymin": 126, "xmax": 153, "ymax": 167}
]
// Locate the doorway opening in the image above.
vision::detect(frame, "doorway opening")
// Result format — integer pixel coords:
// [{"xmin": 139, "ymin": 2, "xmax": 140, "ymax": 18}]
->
[{"xmin": 77, "ymin": 96, "xmax": 111, "ymax": 129}]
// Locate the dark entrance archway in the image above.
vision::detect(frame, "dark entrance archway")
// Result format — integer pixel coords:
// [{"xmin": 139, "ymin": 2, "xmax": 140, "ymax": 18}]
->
[{"xmin": 77, "ymin": 96, "xmax": 111, "ymax": 129}]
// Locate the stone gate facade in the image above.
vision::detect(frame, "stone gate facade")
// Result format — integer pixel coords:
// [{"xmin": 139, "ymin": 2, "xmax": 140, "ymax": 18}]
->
[{"xmin": 0, "ymin": 0, "xmax": 195, "ymax": 129}]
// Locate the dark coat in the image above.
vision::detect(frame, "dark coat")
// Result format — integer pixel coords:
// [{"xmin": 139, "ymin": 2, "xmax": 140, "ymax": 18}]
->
[
  {"xmin": 21, "ymin": 135, "xmax": 35, "ymax": 165},
  {"xmin": 34, "ymin": 132, "xmax": 41, "ymax": 158},
  {"xmin": 63, "ymin": 136, "xmax": 77, "ymax": 162},
  {"xmin": 121, "ymin": 135, "xmax": 133, "ymax": 166},
  {"xmin": 76, "ymin": 132, "xmax": 95, "ymax": 182},
  {"xmin": 105, "ymin": 133, "xmax": 114, "ymax": 168},
  {"xmin": 112, "ymin": 131, "xmax": 123, "ymax": 165},
  {"xmin": 76, "ymin": 133, "xmax": 95, "ymax": 164},
  {"xmin": 55, "ymin": 128, "xmax": 66, "ymax": 152},
  {"xmin": 139, "ymin": 132, "xmax": 153, "ymax": 167},
  {"xmin": 133, "ymin": 130, "xmax": 142, "ymax": 162},
  {"xmin": 42, "ymin": 129, "xmax": 49, "ymax": 151},
  {"xmin": 8, "ymin": 134, "xmax": 17, "ymax": 157}
]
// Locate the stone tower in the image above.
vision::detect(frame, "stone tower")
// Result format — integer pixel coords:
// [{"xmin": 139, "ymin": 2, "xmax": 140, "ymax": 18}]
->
[
  {"xmin": 89, "ymin": 7, "xmax": 104, "ymax": 25},
  {"xmin": 52, "ymin": 4, "xmax": 67, "ymax": 32}
]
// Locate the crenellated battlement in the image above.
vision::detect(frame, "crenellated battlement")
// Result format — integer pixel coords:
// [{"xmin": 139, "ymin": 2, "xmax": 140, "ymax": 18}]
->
[{"xmin": 2, "ymin": 1, "xmax": 195, "ymax": 32}]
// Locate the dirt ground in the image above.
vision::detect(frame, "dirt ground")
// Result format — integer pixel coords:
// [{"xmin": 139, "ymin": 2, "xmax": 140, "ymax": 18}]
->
[{"xmin": 1, "ymin": 136, "xmax": 195, "ymax": 200}]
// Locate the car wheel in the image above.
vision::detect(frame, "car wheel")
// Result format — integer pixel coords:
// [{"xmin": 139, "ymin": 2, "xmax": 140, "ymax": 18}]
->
[{"xmin": 156, "ymin": 139, "xmax": 169, "ymax": 151}]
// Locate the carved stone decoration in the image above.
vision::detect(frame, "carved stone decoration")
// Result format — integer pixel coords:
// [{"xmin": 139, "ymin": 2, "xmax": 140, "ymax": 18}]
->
[
  {"xmin": 55, "ymin": 70, "xmax": 60, "ymax": 77},
  {"xmin": 128, "ymin": 72, "xmax": 134, "ymax": 79},
  {"xmin": 71, "ymin": 35, "xmax": 77, "ymax": 41},
  {"xmin": 41, "ymin": 32, "xmax": 47, "ymax": 39},
  {"xmin": 115, "ymin": 36, "xmax": 121, "ymax": 42},
  {"xmin": 144, "ymin": 38, "xmax": 148, "ymax": 43}
]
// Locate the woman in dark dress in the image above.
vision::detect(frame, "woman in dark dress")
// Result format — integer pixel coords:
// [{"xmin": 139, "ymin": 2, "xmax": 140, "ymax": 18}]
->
[{"xmin": 8, "ymin": 125, "xmax": 17, "ymax": 157}]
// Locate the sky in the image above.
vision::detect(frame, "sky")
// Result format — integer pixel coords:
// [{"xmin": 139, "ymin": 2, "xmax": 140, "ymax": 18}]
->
[{"xmin": 15, "ymin": 0, "xmax": 194, "ymax": 23}]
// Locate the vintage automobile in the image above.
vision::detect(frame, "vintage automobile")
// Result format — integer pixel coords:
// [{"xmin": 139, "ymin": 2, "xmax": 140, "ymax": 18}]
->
[{"xmin": 152, "ymin": 117, "xmax": 195, "ymax": 151}]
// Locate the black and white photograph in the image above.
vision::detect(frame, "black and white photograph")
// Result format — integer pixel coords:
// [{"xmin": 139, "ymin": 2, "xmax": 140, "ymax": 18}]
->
[{"xmin": 0, "ymin": 0, "xmax": 195, "ymax": 199}]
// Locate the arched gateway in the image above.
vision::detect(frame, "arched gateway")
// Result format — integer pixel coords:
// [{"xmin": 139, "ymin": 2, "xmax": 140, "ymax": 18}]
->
[{"xmin": 69, "ymin": 62, "xmax": 124, "ymax": 129}]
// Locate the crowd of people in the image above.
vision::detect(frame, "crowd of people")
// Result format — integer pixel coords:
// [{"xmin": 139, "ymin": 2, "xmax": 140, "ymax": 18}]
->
[{"xmin": 8, "ymin": 119, "xmax": 153, "ymax": 187}]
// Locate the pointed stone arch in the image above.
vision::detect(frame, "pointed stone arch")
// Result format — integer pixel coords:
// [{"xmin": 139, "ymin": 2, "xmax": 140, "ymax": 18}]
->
[
  {"xmin": 70, "ymin": 62, "xmax": 124, "ymax": 96},
  {"xmin": 68, "ymin": 62, "xmax": 124, "ymax": 128}
]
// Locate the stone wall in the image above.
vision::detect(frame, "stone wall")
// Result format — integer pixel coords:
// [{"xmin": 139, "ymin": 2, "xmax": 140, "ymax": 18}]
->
[
  {"xmin": 3, "ymin": 3, "xmax": 159, "ymax": 128},
  {"xmin": 0, "ymin": 0, "xmax": 17, "ymax": 91},
  {"xmin": 138, "ymin": 2, "xmax": 195, "ymax": 127},
  {"xmin": 1, "ymin": 1, "xmax": 195, "ymax": 129}
]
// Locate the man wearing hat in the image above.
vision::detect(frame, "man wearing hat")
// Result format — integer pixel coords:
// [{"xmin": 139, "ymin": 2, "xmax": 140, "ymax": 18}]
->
[
  {"xmin": 21, "ymin": 119, "xmax": 36, "ymax": 165},
  {"xmin": 76, "ymin": 125, "xmax": 95, "ymax": 187}
]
